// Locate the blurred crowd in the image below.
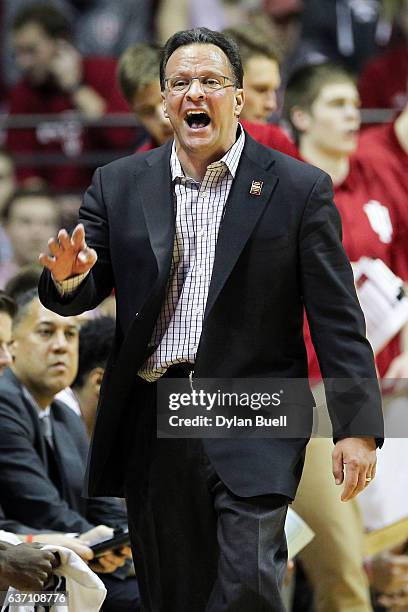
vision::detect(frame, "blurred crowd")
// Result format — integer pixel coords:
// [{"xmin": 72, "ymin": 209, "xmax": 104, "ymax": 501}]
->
[{"xmin": 0, "ymin": 0, "xmax": 407, "ymax": 611}]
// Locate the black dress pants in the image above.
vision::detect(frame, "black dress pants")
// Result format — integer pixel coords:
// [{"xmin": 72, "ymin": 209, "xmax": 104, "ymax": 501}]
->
[{"xmin": 124, "ymin": 378, "xmax": 288, "ymax": 612}]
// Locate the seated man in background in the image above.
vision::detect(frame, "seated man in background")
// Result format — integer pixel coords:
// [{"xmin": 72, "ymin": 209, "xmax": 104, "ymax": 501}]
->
[
  {"xmin": 117, "ymin": 38, "xmax": 299, "ymax": 157},
  {"xmin": 0, "ymin": 288, "xmax": 139, "ymax": 611},
  {"xmin": 0, "ymin": 289, "xmax": 60, "ymax": 591},
  {"xmin": 7, "ymin": 3, "xmax": 137, "ymax": 192},
  {"xmin": 0, "ymin": 189, "xmax": 59, "ymax": 288},
  {"xmin": 72, "ymin": 316, "xmax": 115, "ymax": 439}
]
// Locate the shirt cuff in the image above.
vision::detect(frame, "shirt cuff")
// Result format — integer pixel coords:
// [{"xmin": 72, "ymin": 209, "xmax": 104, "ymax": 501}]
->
[{"xmin": 53, "ymin": 272, "xmax": 89, "ymax": 296}]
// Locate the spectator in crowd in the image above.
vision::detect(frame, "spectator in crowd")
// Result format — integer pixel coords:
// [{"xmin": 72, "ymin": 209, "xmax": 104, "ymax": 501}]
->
[
  {"xmin": 118, "ymin": 41, "xmax": 299, "ymax": 157},
  {"xmin": 284, "ymin": 62, "xmax": 408, "ymax": 611},
  {"xmin": 299, "ymin": 0, "xmax": 383, "ymax": 72},
  {"xmin": 0, "ymin": 188, "xmax": 60, "ymax": 288},
  {"xmin": 0, "ymin": 151, "xmax": 17, "ymax": 269},
  {"xmin": 253, "ymin": 0, "xmax": 304, "ymax": 62},
  {"xmin": 285, "ymin": 64, "xmax": 408, "ymax": 376},
  {"xmin": 222, "ymin": 26, "xmax": 301, "ymax": 155},
  {"xmin": 72, "ymin": 316, "xmax": 115, "ymax": 438},
  {"xmin": 63, "ymin": 0, "xmax": 153, "ymax": 59},
  {"xmin": 4, "ymin": 264, "xmax": 43, "ymax": 300},
  {"xmin": 359, "ymin": 0, "xmax": 408, "ymax": 110},
  {"xmin": 2, "ymin": 0, "xmax": 154, "ymax": 89},
  {"xmin": 117, "ymin": 44, "xmax": 175, "ymax": 151},
  {"xmin": 0, "ymin": 288, "xmax": 139, "ymax": 611},
  {"xmin": 223, "ymin": 25, "xmax": 282, "ymax": 123},
  {"xmin": 7, "ymin": 3, "xmax": 137, "ymax": 192},
  {"xmin": 358, "ymin": 81, "xmax": 408, "ymax": 193},
  {"xmin": 0, "ymin": 152, "xmax": 17, "ymax": 215},
  {"xmin": 156, "ymin": 0, "xmax": 262, "ymax": 45}
]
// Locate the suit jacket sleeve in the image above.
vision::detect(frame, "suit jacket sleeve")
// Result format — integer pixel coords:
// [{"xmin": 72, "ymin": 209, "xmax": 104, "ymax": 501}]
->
[
  {"xmin": 0, "ymin": 393, "xmax": 94, "ymax": 534},
  {"xmin": 39, "ymin": 167, "xmax": 114, "ymax": 316},
  {"xmin": 0, "ymin": 503, "xmax": 34, "ymax": 535},
  {"xmin": 300, "ymin": 172, "xmax": 383, "ymax": 442}
]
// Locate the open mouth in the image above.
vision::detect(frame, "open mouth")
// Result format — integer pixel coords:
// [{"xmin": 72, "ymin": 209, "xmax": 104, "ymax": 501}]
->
[{"xmin": 185, "ymin": 111, "xmax": 211, "ymax": 129}]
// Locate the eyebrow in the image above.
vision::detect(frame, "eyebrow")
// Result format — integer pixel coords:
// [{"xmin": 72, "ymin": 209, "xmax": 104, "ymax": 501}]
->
[
  {"xmin": 166, "ymin": 68, "xmax": 226, "ymax": 77},
  {"xmin": 36, "ymin": 321, "xmax": 79, "ymax": 330}
]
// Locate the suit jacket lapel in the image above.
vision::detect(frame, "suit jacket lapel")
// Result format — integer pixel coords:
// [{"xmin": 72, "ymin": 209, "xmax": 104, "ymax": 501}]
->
[
  {"xmin": 204, "ymin": 138, "xmax": 279, "ymax": 319},
  {"xmin": 134, "ymin": 140, "xmax": 175, "ymax": 280},
  {"xmin": 51, "ymin": 408, "xmax": 85, "ymax": 508}
]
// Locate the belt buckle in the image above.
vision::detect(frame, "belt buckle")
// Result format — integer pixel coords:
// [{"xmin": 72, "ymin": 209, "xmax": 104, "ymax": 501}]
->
[{"xmin": 188, "ymin": 368, "xmax": 195, "ymax": 393}]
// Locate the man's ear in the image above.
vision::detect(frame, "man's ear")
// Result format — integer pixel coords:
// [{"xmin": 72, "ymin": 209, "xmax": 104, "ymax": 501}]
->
[
  {"xmin": 9, "ymin": 339, "xmax": 17, "ymax": 359},
  {"xmin": 89, "ymin": 367, "xmax": 104, "ymax": 395},
  {"xmin": 162, "ymin": 92, "xmax": 169, "ymax": 118},
  {"xmin": 290, "ymin": 106, "xmax": 311, "ymax": 134},
  {"xmin": 234, "ymin": 89, "xmax": 245, "ymax": 118}
]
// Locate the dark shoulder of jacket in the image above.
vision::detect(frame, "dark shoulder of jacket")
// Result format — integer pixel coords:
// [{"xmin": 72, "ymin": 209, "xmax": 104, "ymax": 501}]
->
[
  {"xmin": 243, "ymin": 131, "xmax": 327, "ymax": 190},
  {"xmin": 0, "ymin": 370, "xmax": 34, "ymax": 435},
  {"xmin": 0, "ymin": 369, "xmax": 25, "ymax": 409},
  {"xmin": 52, "ymin": 399, "xmax": 87, "ymax": 434},
  {"xmin": 97, "ymin": 140, "xmax": 171, "ymax": 180}
]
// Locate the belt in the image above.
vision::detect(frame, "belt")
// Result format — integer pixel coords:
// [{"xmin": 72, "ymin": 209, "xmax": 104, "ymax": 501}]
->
[{"xmin": 162, "ymin": 362, "xmax": 195, "ymax": 378}]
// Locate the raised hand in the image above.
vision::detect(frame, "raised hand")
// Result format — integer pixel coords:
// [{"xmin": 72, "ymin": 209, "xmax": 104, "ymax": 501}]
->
[{"xmin": 39, "ymin": 223, "xmax": 97, "ymax": 283}]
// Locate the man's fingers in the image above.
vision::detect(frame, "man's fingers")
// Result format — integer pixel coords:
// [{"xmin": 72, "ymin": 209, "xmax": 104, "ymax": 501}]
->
[
  {"xmin": 341, "ymin": 461, "xmax": 359, "ymax": 501},
  {"xmin": 48, "ymin": 237, "xmax": 62, "ymax": 257},
  {"xmin": 90, "ymin": 556, "xmax": 117, "ymax": 573},
  {"xmin": 57, "ymin": 229, "xmax": 70, "ymax": 250},
  {"xmin": 39, "ymin": 253, "xmax": 56, "ymax": 270},
  {"xmin": 332, "ymin": 450, "xmax": 344, "ymax": 485},
  {"xmin": 71, "ymin": 223, "xmax": 86, "ymax": 250},
  {"xmin": 77, "ymin": 247, "xmax": 97, "ymax": 268}
]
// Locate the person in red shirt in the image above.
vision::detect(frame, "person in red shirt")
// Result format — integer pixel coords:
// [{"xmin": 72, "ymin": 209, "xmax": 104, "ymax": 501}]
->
[
  {"xmin": 224, "ymin": 24, "xmax": 300, "ymax": 158},
  {"xmin": 358, "ymin": 0, "xmax": 408, "ymax": 110},
  {"xmin": 358, "ymin": 42, "xmax": 408, "ymax": 111},
  {"xmin": 284, "ymin": 62, "xmax": 408, "ymax": 612},
  {"xmin": 285, "ymin": 63, "xmax": 408, "ymax": 381},
  {"xmin": 7, "ymin": 4, "xmax": 137, "ymax": 192},
  {"xmin": 357, "ymin": 91, "xmax": 408, "ymax": 195},
  {"xmin": 117, "ymin": 40, "xmax": 300, "ymax": 158}
]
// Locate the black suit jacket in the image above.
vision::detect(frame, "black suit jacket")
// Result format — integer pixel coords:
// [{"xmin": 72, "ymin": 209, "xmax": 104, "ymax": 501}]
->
[
  {"xmin": 39, "ymin": 133, "xmax": 383, "ymax": 500},
  {"xmin": 0, "ymin": 369, "xmax": 127, "ymax": 533}
]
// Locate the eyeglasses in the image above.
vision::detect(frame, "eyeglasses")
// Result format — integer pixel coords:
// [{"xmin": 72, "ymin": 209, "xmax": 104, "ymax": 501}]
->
[{"xmin": 164, "ymin": 75, "xmax": 235, "ymax": 94}]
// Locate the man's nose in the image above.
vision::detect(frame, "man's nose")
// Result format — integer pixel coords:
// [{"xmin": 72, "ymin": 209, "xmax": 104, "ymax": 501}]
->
[
  {"xmin": 264, "ymin": 91, "xmax": 277, "ymax": 114},
  {"xmin": 345, "ymin": 103, "xmax": 360, "ymax": 120},
  {"xmin": 52, "ymin": 330, "xmax": 68, "ymax": 351},
  {"xmin": 0, "ymin": 344, "xmax": 12, "ymax": 368},
  {"xmin": 186, "ymin": 78, "xmax": 206, "ymax": 100}
]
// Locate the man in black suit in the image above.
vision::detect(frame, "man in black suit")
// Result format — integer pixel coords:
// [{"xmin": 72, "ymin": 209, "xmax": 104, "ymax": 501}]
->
[
  {"xmin": 39, "ymin": 28, "xmax": 383, "ymax": 612},
  {"xmin": 0, "ymin": 288, "xmax": 139, "ymax": 611}
]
